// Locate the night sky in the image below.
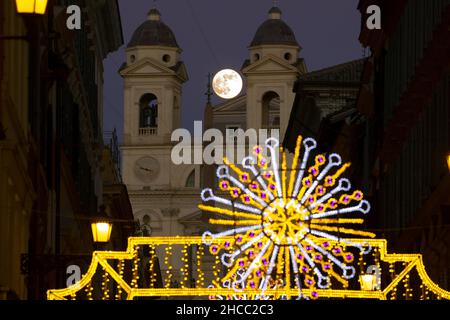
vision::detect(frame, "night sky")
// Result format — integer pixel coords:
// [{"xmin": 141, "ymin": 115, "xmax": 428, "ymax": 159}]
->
[{"xmin": 103, "ymin": 0, "xmax": 363, "ymax": 139}]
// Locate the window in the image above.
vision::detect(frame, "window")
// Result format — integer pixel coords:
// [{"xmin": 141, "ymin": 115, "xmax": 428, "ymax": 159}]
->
[
  {"xmin": 139, "ymin": 93, "xmax": 158, "ymax": 128},
  {"xmin": 163, "ymin": 54, "xmax": 171, "ymax": 63},
  {"xmin": 262, "ymin": 91, "xmax": 280, "ymax": 129},
  {"xmin": 284, "ymin": 52, "xmax": 292, "ymax": 61},
  {"xmin": 253, "ymin": 53, "xmax": 260, "ymax": 62}
]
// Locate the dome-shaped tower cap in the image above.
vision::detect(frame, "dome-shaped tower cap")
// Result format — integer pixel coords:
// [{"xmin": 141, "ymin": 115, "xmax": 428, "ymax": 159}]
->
[
  {"xmin": 127, "ymin": 8, "xmax": 179, "ymax": 48},
  {"xmin": 250, "ymin": 6, "xmax": 299, "ymax": 47},
  {"xmin": 269, "ymin": 6, "xmax": 282, "ymax": 15},
  {"xmin": 148, "ymin": 8, "xmax": 161, "ymax": 21}
]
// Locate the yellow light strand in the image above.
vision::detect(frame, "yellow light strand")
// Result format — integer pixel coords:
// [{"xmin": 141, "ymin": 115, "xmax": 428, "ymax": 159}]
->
[
  {"xmin": 285, "ymin": 246, "xmax": 291, "ymax": 299},
  {"xmin": 209, "ymin": 218, "xmax": 261, "ymax": 226},
  {"xmin": 281, "ymin": 148, "xmax": 287, "ymax": 201},
  {"xmin": 85, "ymin": 281, "xmax": 93, "ymax": 300},
  {"xmin": 198, "ymin": 204, "xmax": 262, "ymax": 220},
  {"xmin": 309, "ymin": 224, "xmax": 376, "ymax": 238},
  {"xmin": 101, "ymin": 269, "xmax": 110, "ymax": 300},
  {"xmin": 180, "ymin": 244, "xmax": 189, "ymax": 288},
  {"xmin": 148, "ymin": 245, "xmax": 156, "ymax": 289},
  {"xmin": 164, "ymin": 245, "xmax": 173, "ymax": 289},
  {"xmin": 329, "ymin": 269, "xmax": 349, "ymax": 288},
  {"xmin": 196, "ymin": 245, "xmax": 205, "ymax": 288},
  {"xmin": 310, "ymin": 218, "xmax": 365, "ymax": 224},
  {"xmin": 288, "ymin": 136, "xmax": 302, "ymax": 196},
  {"xmin": 331, "ymin": 163, "xmax": 351, "ymax": 180},
  {"xmin": 46, "ymin": 237, "xmax": 450, "ymax": 301},
  {"xmin": 131, "ymin": 248, "xmax": 140, "ymax": 289},
  {"xmin": 224, "ymin": 158, "xmax": 247, "ymax": 178},
  {"xmin": 212, "ymin": 254, "xmax": 221, "ymax": 284},
  {"xmin": 115, "ymin": 260, "xmax": 124, "ymax": 300}
]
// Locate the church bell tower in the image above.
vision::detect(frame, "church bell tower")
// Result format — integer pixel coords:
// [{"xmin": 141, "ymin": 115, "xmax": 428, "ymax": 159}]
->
[{"xmin": 120, "ymin": 8, "xmax": 198, "ymax": 243}]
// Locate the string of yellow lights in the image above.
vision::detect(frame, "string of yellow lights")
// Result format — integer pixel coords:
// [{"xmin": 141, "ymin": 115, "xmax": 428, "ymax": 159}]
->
[{"xmin": 46, "ymin": 237, "xmax": 450, "ymax": 300}]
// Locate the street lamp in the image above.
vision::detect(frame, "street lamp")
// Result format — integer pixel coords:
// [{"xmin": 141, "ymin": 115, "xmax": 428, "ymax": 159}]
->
[
  {"xmin": 1, "ymin": 0, "xmax": 49, "ymax": 41},
  {"xmin": 15, "ymin": 0, "xmax": 49, "ymax": 15},
  {"xmin": 91, "ymin": 205, "xmax": 113, "ymax": 243},
  {"xmin": 447, "ymin": 153, "xmax": 450, "ymax": 172},
  {"xmin": 91, "ymin": 220, "xmax": 113, "ymax": 243},
  {"xmin": 360, "ymin": 274, "xmax": 377, "ymax": 291}
]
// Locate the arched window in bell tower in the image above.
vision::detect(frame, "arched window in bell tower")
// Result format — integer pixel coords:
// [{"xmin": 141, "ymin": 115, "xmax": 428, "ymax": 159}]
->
[
  {"xmin": 139, "ymin": 93, "xmax": 158, "ymax": 129},
  {"xmin": 262, "ymin": 91, "xmax": 280, "ymax": 129}
]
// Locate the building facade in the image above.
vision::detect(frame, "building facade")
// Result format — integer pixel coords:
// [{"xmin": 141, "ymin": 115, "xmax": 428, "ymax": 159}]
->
[
  {"xmin": 357, "ymin": 0, "xmax": 450, "ymax": 289},
  {"xmin": 283, "ymin": 58, "xmax": 365, "ymax": 154},
  {"xmin": 0, "ymin": 0, "xmax": 35, "ymax": 300},
  {"xmin": 0, "ymin": 0, "xmax": 125, "ymax": 299}
]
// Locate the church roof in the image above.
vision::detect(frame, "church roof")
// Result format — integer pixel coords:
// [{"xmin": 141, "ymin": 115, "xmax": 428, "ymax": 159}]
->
[
  {"xmin": 250, "ymin": 7, "xmax": 299, "ymax": 47},
  {"xmin": 283, "ymin": 59, "xmax": 366, "ymax": 152},
  {"xmin": 298, "ymin": 59, "xmax": 365, "ymax": 83},
  {"xmin": 127, "ymin": 9, "xmax": 179, "ymax": 48},
  {"xmin": 241, "ymin": 57, "xmax": 305, "ymax": 70}
]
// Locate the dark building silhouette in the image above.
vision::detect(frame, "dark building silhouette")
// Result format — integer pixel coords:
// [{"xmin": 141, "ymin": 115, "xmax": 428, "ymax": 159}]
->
[
  {"xmin": 0, "ymin": 0, "xmax": 134, "ymax": 300},
  {"xmin": 356, "ymin": 0, "xmax": 450, "ymax": 289},
  {"xmin": 284, "ymin": 58, "xmax": 365, "ymax": 156},
  {"xmin": 284, "ymin": 0, "xmax": 450, "ymax": 291}
]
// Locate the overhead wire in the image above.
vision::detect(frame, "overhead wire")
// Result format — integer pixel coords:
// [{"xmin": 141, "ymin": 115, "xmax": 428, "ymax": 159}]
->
[{"xmin": 184, "ymin": 0, "xmax": 221, "ymax": 66}]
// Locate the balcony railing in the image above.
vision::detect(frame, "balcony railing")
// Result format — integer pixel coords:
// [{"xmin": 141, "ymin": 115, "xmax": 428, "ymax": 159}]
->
[{"xmin": 139, "ymin": 127, "xmax": 158, "ymax": 136}]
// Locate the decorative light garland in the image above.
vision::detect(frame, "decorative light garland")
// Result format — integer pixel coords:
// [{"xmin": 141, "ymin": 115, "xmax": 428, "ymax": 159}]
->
[
  {"xmin": 148, "ymin": 245, "xmax": 157, "ymax": 288},
  {"xmin": 164, "ymin": 245, "xmax": 173, "ymax": 288},
  {"xmin": 47, "ymin": 237, "xmax": 450, "ymax": 300},
  {"xmin": 389, "ymin": 263, "xmax": 396, "ymax": 300},
  {"xmin": 131, "ymin": 248, "xmax": 140, "ymax": 288},
  {"xmin": 115, "ymin": 260, "xmax": 125, "ymax": 300},
  {"xmin": 196, "ymin": 245, "xmax": 205, "ymax": 288},
  {"xmin": 180, "ymin": 244, "xmax": 189, "ymax": 288},
  {"xmin": 85, "ymin": 280, "xmax": 93, "ymax": 300},
  {"xmin": 101, "ymin": 269, "xmax": 110, "ymax": 300},
  {"xmin": 45, "ymin": 136, "xmax": 450, "ymax": 301}
]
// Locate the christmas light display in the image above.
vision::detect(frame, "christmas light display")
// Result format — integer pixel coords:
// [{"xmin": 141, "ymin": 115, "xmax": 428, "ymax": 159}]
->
[
  {"xmin": 46, "ymin": 136, "xmax": 450, "ymax": 301},
  {"xmin": 200, "ymin": 136, "xmax": 374, "ymax": 299},
  {"xmin": 46, "ymin": 237, "xmax": 450, "ymax": 300}
]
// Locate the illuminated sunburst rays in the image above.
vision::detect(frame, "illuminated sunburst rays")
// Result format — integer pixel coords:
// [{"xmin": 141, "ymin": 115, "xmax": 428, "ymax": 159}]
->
[{"xmin": 200, "ymin": 136, "xmax": 375, "ymax": 300}]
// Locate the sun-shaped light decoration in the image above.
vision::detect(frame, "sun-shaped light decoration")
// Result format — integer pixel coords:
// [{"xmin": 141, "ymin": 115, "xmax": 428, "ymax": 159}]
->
[{"xmin": 199, "ymin": 136, "xmax": 376, "ymax": 300}]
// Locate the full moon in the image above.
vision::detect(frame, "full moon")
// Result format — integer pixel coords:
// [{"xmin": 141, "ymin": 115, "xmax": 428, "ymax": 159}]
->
[{"xmin": 212, "ymin": 69, "xmax": 243, "ymax": 100}]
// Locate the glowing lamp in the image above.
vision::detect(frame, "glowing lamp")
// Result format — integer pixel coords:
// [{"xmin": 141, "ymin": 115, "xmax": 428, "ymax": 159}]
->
[
  {"xmin": 15, "ymin": 0, "xmax": 48, "ymax": 15},
  {"xmin": 447, "ymin": 153, "xmax": 450, "ymax": 172},
  {"xmin": 360, "ymin": 274, "xmax": 377, "ymax": 291},
  {"xmin": 91, "ymin": 221, "xmax": 113, "ymax": 243}
]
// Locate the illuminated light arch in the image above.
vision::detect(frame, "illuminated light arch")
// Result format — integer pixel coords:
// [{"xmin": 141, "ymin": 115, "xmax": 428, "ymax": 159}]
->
[
  {"xmin": 46, "ymin": 237, "xmax": 450, "ymax": 300},
  {"xmin": 47, "ymin": 136, "xmax": 450, "ymax": 300}
]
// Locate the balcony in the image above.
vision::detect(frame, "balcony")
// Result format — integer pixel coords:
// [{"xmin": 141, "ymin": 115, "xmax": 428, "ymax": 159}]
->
[{"xmin": 139, "ymin": 127, "xmax": 158, "ymax": 136}]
